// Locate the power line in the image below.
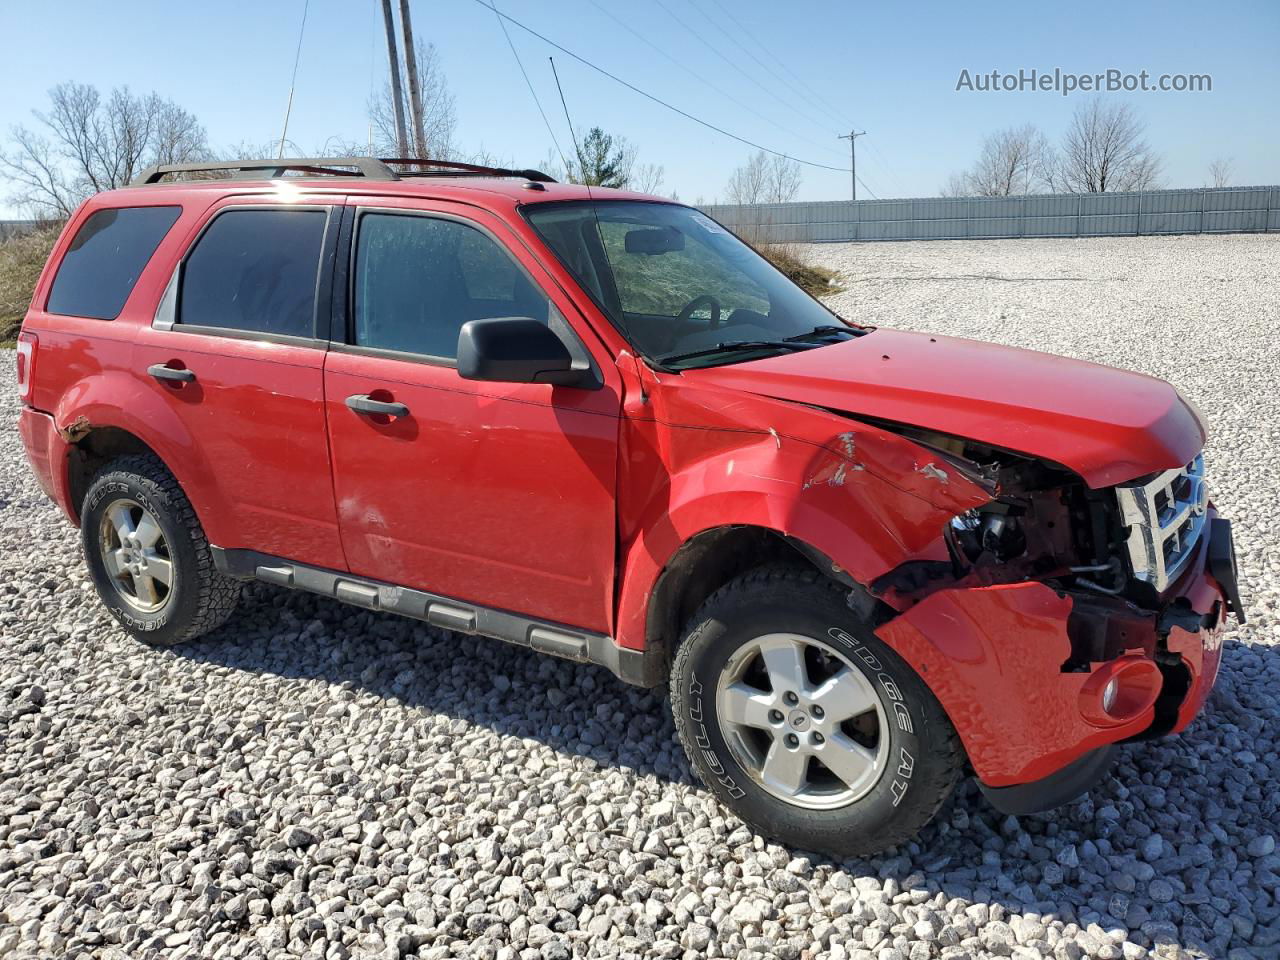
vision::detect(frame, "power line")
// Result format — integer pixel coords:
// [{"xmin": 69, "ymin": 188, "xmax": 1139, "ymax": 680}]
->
[
  {"xmin": 703, "ymin": 0, "xmax": 855, "ymax": 131},
  {"xmin": 682, "ymin": 0, "xmax": 848, "ymax": 142},
  {"xmin": 583, "ymin": 0, "xmax": 844, "ymax": 162},
  {"xmin": 469, "ymin": 0, "xmax": 852, "ymax": 174},
  {"xmin": 484, "ymin": 0, "xmax": 570, "ymax": 175},
  {"xmin": 649, "ymin": 0, "xmax": 846, "ymax": 162},
  {"xmin": 277, "ymin": 0, "xmax": 311, "ymax": 159},
  {"xmin": 695, "ymin": 0, "xmax": 902, "ymax": 197}
]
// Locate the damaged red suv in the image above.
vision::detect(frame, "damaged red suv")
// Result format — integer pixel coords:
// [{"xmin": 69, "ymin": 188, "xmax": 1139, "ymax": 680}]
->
[{"xmin": 16, "ymin": 157, "xmax": 1244, "ymax": 855}]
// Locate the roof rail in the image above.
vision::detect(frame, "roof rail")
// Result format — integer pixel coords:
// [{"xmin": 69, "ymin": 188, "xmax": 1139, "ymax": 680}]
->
[
  {"xmin": 380, "ymin": 158, "xmax": 556, "ymax": 183},
  {"xmin": 131, "ymin": 156, "xmax": 557, "ymax": 186},
  {"xmin": 131, "ymin": 157, "xmax": 398, "ymax": 185}
]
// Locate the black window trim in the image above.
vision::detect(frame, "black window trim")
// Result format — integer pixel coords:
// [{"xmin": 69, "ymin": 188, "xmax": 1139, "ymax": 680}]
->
[
  {"xmin": 334, "ymin": 204, "xmax": 598, "ymax": 376},
  {"xmin": 152, "ymin": 202, "xmax": 340, "ymax": 348},
  {"xmin": 45, "ymin": 203, "xmax": 184, "ymax": 321}
]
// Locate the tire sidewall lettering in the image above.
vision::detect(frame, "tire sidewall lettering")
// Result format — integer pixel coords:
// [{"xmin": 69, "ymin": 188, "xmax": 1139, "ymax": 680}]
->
[
  {"xmin": 827, "ymin": 626, "xmax": 914, "ymax": 803},
  {"xmin": 686, "ymin": 675, "xmax": 746, "ymax": 799}
]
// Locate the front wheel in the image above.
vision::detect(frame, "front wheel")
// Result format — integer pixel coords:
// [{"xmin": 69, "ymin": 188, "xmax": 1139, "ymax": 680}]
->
[{"xmin": 670, "ymin": 566, "xmax": 962, "ymax": 857}]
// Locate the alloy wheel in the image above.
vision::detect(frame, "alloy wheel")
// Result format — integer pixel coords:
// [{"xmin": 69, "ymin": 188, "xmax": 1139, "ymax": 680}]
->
[
  {"xmin": 715, "ymin": 632, "xmax": 888, "ymax": 809},
  {"xmin": 98, "ymin": 498, "xmax": 174, "ymax": 613}
]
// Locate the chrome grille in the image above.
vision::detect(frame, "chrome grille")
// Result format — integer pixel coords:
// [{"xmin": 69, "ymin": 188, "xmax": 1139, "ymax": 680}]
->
[{"xmin": 1115, "ymin": 454, "xmax": 1208, "ymax": 592}]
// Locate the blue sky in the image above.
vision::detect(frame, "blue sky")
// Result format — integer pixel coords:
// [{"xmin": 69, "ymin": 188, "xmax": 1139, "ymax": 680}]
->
[{"xmin": 1, "ymin": 0, "xmax": 1276, "ymax": 215}]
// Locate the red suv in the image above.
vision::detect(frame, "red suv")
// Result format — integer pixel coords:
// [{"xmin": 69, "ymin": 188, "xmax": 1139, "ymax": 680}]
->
[{"xmin": 15, "ymin": 157, "xmax": 1243, "ymax": 856}]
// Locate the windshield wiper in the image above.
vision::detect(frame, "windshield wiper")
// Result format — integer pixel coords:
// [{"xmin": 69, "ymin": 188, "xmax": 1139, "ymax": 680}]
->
[
  {"xmin": 659, "ymin": 340, "xmax": 816, "ymax": 367},
  {"xmin": 783, "ymin": 324, "xmax": 861, "ymax": 343}
]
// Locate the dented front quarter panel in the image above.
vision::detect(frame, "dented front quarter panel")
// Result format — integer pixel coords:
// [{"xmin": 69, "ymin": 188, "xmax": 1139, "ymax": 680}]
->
[{"xmin": 613, "ymin": 360, "xmax": 991, "ymax": 651}]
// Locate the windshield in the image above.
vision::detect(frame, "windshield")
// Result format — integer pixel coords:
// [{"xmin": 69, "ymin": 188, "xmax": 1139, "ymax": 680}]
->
[{"xmin": 524, "ymin": 201, "xmax": 863, "ymax": 369}]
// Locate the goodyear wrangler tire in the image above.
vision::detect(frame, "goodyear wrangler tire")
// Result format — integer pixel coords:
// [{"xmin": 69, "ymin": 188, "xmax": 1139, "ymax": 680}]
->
[
  {"xmin": 670, "ymin": 566, "xmax": 962, "ymax": 857},
  {"xmin": 81, "ymin": 454, "xmax": 241, "ymax": 647}
]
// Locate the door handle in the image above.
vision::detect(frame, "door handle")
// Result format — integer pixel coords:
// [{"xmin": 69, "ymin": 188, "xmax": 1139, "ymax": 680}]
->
[
  {"xmin": 147, "ymin": 363, "xmax": 196, "ymax": 383},
  {"xmin": 345, "ymin": 394, "xmax": 410, "ymax": 419}
]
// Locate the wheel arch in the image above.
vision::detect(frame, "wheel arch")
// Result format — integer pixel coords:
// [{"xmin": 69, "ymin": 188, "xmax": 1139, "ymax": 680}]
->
[
  {"xmin": 67, "ymin": 426, "xmax": 164, "ymax": 523},
  {"xmin": 642, "ymin": 525, "xmax": 886, "ymax": 678},
  {"xmin": 52, "ymin": 374, "xmax": 230, "ymax": 541}
]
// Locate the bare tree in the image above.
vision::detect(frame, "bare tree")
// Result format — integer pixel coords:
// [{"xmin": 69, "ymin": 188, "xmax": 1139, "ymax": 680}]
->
[
  {"xmin": 633, "ymin": 162, "xmax": 665, "ymax": 194},
  {"xmin": 1208, "ymin": 157, "xmax": 1234, "ymax": 188},
  {"xmin": 726, "ymin": 151, "xmax": 803, "ymax": 205},
  {"xmin": 939, "ymin": 172, "xmax": 971, "ymax": 198},
  {"xmin": 1, "ymin": 82, "xmax": 208, "ymax": 218},
  {"xmin": 726, "ymin": 152, "xmax": 768, "ymax": 205},
  {"xmin": 943, "ymin": 124, "xmax": 1051, "ymax": 196},
  {"xmin": 370, "ymin": 39, "xmax": 456, "ymax": 159},
  {"xmin": 1052, "ymin": 98, "xmax": 1162, "ymax": 193},
  {"xmin": 765, "ymin": 154, "xmax": 802, "ymax": 204}
]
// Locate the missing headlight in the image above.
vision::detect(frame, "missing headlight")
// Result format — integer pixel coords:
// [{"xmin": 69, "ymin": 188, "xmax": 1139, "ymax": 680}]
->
[{"xmin": 950, "ymin": 503, "xmax": 1028, "ymax": 564}]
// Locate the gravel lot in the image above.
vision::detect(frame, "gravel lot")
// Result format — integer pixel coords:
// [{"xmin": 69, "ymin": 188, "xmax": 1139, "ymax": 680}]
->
[{"xmin": 2, "ymin": 232, "xmax": 1278, "ymax": 960}]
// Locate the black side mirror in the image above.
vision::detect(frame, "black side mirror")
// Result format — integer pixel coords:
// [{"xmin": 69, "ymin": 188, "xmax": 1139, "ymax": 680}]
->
[{"xmin": 457, "ymin": 317, "xmax": 586, "ymax": 387}]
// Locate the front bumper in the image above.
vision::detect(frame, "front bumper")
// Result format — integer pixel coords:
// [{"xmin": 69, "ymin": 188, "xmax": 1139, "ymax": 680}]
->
[{"xmin": 876, "ymin": 512, "xmax": 1237, "ymax": 790}]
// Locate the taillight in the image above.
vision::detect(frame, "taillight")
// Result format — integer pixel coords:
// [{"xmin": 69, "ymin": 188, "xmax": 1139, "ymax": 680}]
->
[{"xmin": 15, "ymin": 332, "xmax": 37, "ymax": 403}]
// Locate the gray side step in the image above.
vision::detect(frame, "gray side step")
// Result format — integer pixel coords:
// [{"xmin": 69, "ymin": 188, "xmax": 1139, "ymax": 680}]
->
[{"xmin": 211, "ymin": 547, "xmax": 661, "ymax": 687}]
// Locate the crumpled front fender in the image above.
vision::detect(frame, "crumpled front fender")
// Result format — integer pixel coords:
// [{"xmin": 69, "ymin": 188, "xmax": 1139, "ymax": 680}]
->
[{"xmin": 614, "ymin": 369, "xmax": 992, "ymax": 650}]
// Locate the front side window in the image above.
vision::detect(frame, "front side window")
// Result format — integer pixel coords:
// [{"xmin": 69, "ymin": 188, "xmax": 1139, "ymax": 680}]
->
[
  {"xmin": 352, "ymin": 212, "xmax": 549, "ymax": 359},
  {"xmin": 179, "ymin": 208, "xmax": 327, "ymax": 338},
  {"xmin": 525, "ymin": 201, "xmax": 861, "ymax": 368},
  {"xmin": 47, "ymin": 205, "xmax": 181, "ymax": 320}
]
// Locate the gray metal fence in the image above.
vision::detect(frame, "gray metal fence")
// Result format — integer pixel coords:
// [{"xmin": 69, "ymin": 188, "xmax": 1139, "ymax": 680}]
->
[{"xmin": 700, "ymin": 186, "xmax": 1280, "ymax": 244}]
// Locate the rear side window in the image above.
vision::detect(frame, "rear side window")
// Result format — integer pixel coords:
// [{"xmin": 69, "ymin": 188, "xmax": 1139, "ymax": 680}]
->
[
  {"xmin": 179, "ymin": 208, "xmax": 327, "ymax": 338},
  {"xmin": 46, "ymin": 206, "xmax": 181, "ymax": 320},
  {"xmin": 353, "ymin": 212, "xmax": 548, "ymax": 359}
]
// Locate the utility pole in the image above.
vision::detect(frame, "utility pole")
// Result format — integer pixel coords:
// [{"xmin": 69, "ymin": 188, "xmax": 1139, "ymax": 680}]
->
[
  {"xmin": 379, "ymin": 0, "xmax": 409, "ymax": 158},
  {"xmin": 399, "ymin": 0, "xmax": 427, "ymax": 159},
  {"xmin": 837, "ymin": 129, "xmax": 865, "ymax": 202}
]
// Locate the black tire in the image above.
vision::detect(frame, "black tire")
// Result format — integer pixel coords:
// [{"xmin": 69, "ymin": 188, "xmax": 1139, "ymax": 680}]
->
[
  {"xmin": 81, "ymin": 454, "xmax": 241, "ymax": 646},
  {"xmin": 670, "ymin": 566, "xmax": 962, "ymax": 857}
]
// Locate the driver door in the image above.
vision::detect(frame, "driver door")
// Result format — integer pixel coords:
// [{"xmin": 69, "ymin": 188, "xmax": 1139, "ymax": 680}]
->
[{"xmin": 322, "ymin": 198, "xmax": 622, "ymax": 633}]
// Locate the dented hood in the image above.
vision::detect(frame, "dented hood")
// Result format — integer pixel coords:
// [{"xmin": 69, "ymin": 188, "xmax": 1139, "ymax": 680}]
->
[{"xmin": 684, "ymin": 329, "xmax": 1205, "ymax": 487}]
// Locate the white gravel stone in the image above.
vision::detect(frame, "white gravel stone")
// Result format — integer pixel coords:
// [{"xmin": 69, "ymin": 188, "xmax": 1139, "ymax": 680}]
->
[{"xmin": 1, "ymin": 233, "xmax": 1277, "ymax": 959}]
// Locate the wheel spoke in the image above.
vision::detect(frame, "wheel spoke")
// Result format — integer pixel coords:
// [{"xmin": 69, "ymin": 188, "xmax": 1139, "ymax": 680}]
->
[
  {"xmin": 107, "ymin": 503, "xmax": 136, "ymax": 542},
  {"xmin": 721, "ymin": 682, "xmax": 776, "ymax": 730},
  {"xmin": 758, "ymin": 636, "xmax": 809, "ymax": 696},
  {"xmin": 818, "ymin": 732, "xmax": 880, "ymax": 790},
  {"xmin": 811, "ymin": 665, "xmax": 878, "ymax": 721},
  {"xmin": 145, "ymin": 556, "xmax": 173, "ymax": 587},
  {"xmin": 104, "ymin": 548, "xmax": 129, "ymax": 580},
  {"xmin": 134, "ymin": 512, "xmax": 163, "ymax": 549},
  {"xmin": 131, "ymin": 573, "xmax": 160, "ymax": 606},
  {"xmin": 759, "ymin": 739, "xmax": 809, "ymax": 796}
]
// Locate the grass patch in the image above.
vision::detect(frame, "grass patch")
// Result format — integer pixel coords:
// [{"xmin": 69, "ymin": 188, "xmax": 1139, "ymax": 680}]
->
[
  {"xmin": 758, "ymin": 243, "xmax": 843, "ymax": 298},
  {"xmin": 0, "ymin": 224, "xmax": 61, "ymax": 342}
]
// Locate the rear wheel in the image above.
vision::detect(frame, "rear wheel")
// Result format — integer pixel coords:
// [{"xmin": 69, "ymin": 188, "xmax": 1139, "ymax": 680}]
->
[
  {"xmin": 82, "ymin": 454, "xmax": 241, "ymax": 646},
  {"xmin": 670, "ymin": 566, "xmax": 962, "ymax": 857}
]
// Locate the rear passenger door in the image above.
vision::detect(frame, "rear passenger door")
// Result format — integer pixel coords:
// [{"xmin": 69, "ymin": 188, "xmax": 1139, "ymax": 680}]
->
[
  {"xmin": 323, "ymin": 199, "xmax": 621, "ymax": 634},
  {"xmin": 133, "ymin": 198, "xmax": 347, "ymax": 570}
]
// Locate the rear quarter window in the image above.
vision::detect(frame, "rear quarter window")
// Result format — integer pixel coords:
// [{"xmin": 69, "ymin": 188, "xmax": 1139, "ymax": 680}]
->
[{"xmin": 46, "ymin": 206, "xmax": 182, "ymax": 320}]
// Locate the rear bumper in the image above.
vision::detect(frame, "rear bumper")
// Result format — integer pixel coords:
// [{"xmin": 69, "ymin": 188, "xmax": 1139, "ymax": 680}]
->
[
  {"xmin": 876, "ymin": 512, "xmax": 1236, "ymax": 790},
  {"xmin": 17, "ymin": 405, "xmax": 76, "ymax": 523}
]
